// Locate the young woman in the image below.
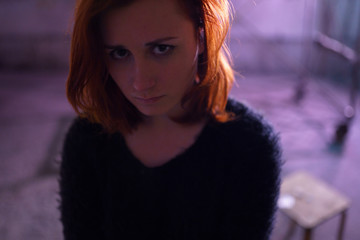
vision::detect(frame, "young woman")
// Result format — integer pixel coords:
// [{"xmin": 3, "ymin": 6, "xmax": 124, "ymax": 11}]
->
[{"xmin": 59, "ymin": 0, "xmax": 281, "ymax": 239}]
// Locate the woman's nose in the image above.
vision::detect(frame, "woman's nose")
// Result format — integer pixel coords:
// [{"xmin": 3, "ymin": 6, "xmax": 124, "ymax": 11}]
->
[{"xmin": 132, "ymin": 60, "xmax": 156, "ymax": 92}]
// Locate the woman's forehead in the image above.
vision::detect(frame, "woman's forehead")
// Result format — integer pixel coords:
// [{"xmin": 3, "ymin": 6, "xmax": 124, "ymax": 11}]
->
[{"xmin": 102, "ymin": 0, "xmax": 196, "ymax": 45}]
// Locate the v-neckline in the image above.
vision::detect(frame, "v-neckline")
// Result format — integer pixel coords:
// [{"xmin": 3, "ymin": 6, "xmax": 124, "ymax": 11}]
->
[{"xmin": 117, "ymin": 123, "xmax": 210, "ymax": 171}]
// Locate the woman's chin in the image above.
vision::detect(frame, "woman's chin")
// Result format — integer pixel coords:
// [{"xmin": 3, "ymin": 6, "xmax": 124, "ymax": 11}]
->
[{"xmin": 136, "ymin": 104, "xmax": 184, "ymax": 120}]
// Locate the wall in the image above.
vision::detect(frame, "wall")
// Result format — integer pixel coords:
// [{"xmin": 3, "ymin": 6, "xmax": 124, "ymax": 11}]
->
[
  {"xmin": 230, "ymin": 0, "xmax": 315, "ymax": 74},
  {"xmin": 0, "ymin": 0, "xmax": 73, "ymax": 70}
]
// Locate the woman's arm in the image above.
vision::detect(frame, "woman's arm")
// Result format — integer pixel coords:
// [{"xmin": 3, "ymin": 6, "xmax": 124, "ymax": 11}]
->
[
  {"xmin": 220, "ymin": 105, "xmax": 282, "ymax": 240},
  {"xmin": 59, "ymin": 118, "xmax": 105, "ymax": 239},
  {"xmin": 222, "ymin": 140, "xmax": 281, "ymax": 240}
]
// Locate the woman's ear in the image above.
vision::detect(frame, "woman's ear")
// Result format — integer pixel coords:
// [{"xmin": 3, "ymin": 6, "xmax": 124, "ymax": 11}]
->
[{"xmin": 198, "ymin": 28, "xmax": 205, "ymax": 54}]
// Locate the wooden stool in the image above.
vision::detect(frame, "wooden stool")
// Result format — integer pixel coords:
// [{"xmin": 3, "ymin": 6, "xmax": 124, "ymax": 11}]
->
[{"xmin": 278, "ymin": 171, "xmax": 350, "ymax": 240}]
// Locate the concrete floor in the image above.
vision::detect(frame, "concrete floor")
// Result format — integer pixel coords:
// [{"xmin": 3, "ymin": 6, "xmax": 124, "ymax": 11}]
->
[{"xmin": 0, "ymin": 71, "xmax": 359, "ymax": 240}]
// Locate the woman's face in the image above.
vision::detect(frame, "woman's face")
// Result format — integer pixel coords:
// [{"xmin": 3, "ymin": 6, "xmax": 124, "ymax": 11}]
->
[{"xmin": 102, "ymin": 0, "xmax": 203, "ymax": 119}]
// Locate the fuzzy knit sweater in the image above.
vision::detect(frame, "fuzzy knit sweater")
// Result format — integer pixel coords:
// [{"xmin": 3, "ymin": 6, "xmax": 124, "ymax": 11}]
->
[{"xmin": 59, "ymin": 99, "xmax": 282, "ymax": 240}]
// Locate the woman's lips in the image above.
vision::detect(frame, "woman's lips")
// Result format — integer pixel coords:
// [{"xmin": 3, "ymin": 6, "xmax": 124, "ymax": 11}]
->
[{"xmin": 134, "ymin": 95, "xmax": 165, "ymax": 104}]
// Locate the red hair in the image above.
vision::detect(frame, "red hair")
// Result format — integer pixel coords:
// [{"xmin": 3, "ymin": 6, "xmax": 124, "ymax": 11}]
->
[{"xmin": 67, "ymin": 0, "xmax": 234, "ymax": 134}]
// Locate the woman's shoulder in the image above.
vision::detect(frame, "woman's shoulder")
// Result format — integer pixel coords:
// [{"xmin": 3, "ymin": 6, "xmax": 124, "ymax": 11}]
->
[
  {"xmin": 61, "ymin": 117, "xmax": 111, "ymax": 180},
  {"xmin": 67, "ymin": 116, "xmax": 105, "ymax": 135},
  {"xmin": 211, "ymin": 98, "xmax": 282, "ymax": 168},
  {"xmin": 62, "ymin": 117, "xmax": 109, "ymax": 156},
  {"xmin": 65, "ymin": 117, "xmax": 107, "ymax": 141},
  {"xmin": 215, "ymin": 98, "xmax": 278, "ymax": 143}
]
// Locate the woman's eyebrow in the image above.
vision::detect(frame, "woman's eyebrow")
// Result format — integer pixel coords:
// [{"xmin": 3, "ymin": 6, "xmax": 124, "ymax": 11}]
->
[
  {"xmin": 104, "ymin": 37, "xmax": 178, "ymax": 49},
  {"xmin": 145, "ymin": 37, "xmax": 178, "ymax": 46},
  {"xmin": 104, "ymin": 44, "xmax": 125, "ymax": 49}
]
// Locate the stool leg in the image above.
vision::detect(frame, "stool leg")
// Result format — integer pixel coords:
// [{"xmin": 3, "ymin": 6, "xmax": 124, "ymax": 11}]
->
[
  {"xmin": 303, "ymin": 228, "xmax": 312, "ymax": 240},
  {"xmin": 284, "ymin": 219, "xmax": 297, "ymax": 240},
  {"xmin": 337, "ymin": 210, "xmax": 347, "ymax": 240}
]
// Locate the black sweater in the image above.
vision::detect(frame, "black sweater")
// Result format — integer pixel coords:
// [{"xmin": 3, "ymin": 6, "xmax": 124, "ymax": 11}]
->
[{"xmin": 59, "ymin": 99, "xmax": 282, "ymax": 240}]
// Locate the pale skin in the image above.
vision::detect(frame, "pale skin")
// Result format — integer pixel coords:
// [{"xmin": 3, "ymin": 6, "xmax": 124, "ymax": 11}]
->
[{"xmin": 102, "ymin": 0, "xmax": 205, "ymax": 167}]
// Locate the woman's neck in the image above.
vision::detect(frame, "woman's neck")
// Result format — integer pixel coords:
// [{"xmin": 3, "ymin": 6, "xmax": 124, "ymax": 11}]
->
[
  {"xmin": 142, "ymin": 114, "xmax": 184, "ymax": 131},
  {"xmin": 124, "ymin": 116, "xmax": 207, "ymax": 167}
]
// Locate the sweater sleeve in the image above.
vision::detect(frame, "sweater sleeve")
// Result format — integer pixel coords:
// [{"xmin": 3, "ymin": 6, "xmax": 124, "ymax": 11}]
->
[
  {"xmin": 59, "ymin": 118, "xmax": 106, "ymax": 239},
  {"xmin": 220, "ymin": 103, "xmax": 282, "ymax": 240}
]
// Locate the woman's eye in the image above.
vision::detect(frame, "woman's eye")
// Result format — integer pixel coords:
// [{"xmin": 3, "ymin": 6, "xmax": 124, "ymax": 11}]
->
[
  {"xmin": 153, "ymin": 45, "xmax": 174, "ymax": 55},
  {"xmin": 109, "ymin": 48, "xmax": 129, "ymax": 60}
]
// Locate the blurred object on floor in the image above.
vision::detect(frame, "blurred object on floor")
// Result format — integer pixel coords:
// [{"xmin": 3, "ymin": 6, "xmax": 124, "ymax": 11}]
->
[{"xmin": 278, "ymin": 171, "xmax": 350, "ymax": 240}]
